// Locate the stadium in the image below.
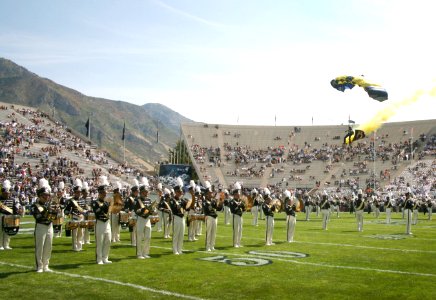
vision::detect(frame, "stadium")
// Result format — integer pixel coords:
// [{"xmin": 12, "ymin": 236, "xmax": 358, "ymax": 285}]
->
[{"xmin": 1, "ymin": 102, "xmax": 435, "ymax": 300}]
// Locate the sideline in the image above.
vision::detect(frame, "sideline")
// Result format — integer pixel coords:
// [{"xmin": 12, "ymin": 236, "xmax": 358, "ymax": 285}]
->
[{"xmin": 0, "ymin": 261, "xmax": 206, "ymax": 300}]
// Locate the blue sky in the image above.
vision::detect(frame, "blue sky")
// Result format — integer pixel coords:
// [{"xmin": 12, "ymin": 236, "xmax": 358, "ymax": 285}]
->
[{"xmin": 1, "ymin": 0, "xmax": 435, "ymax": 126}]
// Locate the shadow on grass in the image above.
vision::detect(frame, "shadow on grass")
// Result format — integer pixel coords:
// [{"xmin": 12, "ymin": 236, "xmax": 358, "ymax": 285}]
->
[{"xmin": 0, "ymin": 269, "xmax": 34, "ymax": 278}]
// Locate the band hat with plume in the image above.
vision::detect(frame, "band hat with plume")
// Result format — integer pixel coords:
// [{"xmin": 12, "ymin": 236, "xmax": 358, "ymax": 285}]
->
[
  {"xmin": 358, "ymin": 189, "xmax": 363, "ymax": 195},
  {"xmin": 58, "ymin": 181, "xmax": 65, "ymax": 190},
  {"xmin": 157, "ymin": 183, "xmax": 163, "ymax": 191},
  {"xmin": 82, "ymin": 181, "xmax": 89, "ymax": 192},
  {"xmin": 139, "ymin": 177, "xmax": 150, "ymax": 191},
  {"xmin": 173, "ymin": 177, "xmax": 184, "ymax": 192},
  {"xmin": 195, "ymin": 186, "xmax": 202, "ymax": 195},
  {"xmin": 232, "ymin": 182, "xmax": 242, "ymax": 194},
  {"xmin": 2, "ymin": 179, "xmax": 12, "ymax": 192},
  {"xmin": 224, "ymin": 189, "xmax": 229, "ymax": 195},
  {"xmin": 97, "ymin": 175, "xmax": 109, "ymax": 192},
  {"xmin": 189, "ymin": 180, "xmax": 196, "ymax": 190},
  {"xmin": 164, "ymin": 188, "xmax": 171, "ymax": 196},
  {"xmin": 131, "ymin": 178, "xmax": 139, "ymax": 191},
  {"xmin": 37, "ymin": 178, "xmax": 51, "ymax": 195},
  {"xmin": 73, "ymin": 178, "xmax": 83, "ymax": 192},
  {"xmin": 204, "ymin": 180, "xmax": 212, "ymax": 192},
  {"xmin": 263, "ymin": 187, "xmax": 271, "ymax": 196},
  {"xmin": 251, "ymin": 188, "xmax": 258, "ymax": 195},
  {"xmin": 284, "ymin": 190, "xmax": 291, "ymax": 199},
  {"xmin": 114, "ymin": 181, "xmax": 122, "ymax": 192}
]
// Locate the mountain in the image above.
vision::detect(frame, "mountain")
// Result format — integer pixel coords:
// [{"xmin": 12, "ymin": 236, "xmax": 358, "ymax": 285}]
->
[{"xmin": 0, "ymin": 57, "xmax": 195, "ymax": 171}]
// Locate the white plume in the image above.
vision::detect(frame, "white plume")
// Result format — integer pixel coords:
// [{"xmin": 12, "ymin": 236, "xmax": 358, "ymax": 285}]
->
[
  {"xmin": 2, "ymin": 179, "xmax": 11, "ymax": 191},
  {"xmin": 284, "ymin": 190, "xmax": 291, "ymax": 199},
  {"xmin": 74, "ymin": 178, "xmax": 83, "ymax": 188},
  {"xmin": 98, "ymin": 175, "xmax": 109, "ymax": 187},
  {"xmin": 195, "ymin": 186, "xmax": 202, "ymax": 194},
  {"xmin": 140, "ymin": 177, "xmax": 149, "ymax": 187},
  {"xmin": 176, "ymin": 177, "xmax": 184, "ymax": 188},
  {"xmin": 164, "ymin": 188, "xmax": 171, "ymax": 195},
  {"xmin": 263, "ymin": 188, "xmax": 270, "ymax": 196},
  {"xmin": 189, "ymin": 180, "xmax": 196, "ymax": 189},
  {"xmin": 204, "ymin": 180, "xmax": 211, "ymax": 190},
  {"xmin": 58, "ymin": 181, "xmax": 65, "ymax": 190},
  {"xmin": 251, "ymin": 188, "xmax": 258, "ymax": 194},
  {"xmin": 157, "ymin": 183, "xmax": 163, "ymax": 191},
  {"xmin": 116, "ymin": 181, "xmax": 122, "ymax": 190},
  {"xmin": 133, "ymin": 178, "xmax": 139, "ymax": 187},
  {"xmin": 82, "ymin": 181, "xmax": 89, "ymax": 191},
  {"xmin": 233, "ymin": 182, "xmax": 241, "ymax": 191}
]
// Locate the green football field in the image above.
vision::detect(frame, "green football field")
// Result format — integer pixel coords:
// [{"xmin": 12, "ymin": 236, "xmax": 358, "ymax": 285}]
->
[{"xmin": 1, "ymin": 211, "xmax": 435, "ymax": 300}]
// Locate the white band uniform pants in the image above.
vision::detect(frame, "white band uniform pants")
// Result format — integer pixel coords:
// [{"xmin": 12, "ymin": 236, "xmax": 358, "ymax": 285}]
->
[
  {"xmin": 136, "ymin": 216, "xmax": 152, "ymax": 257},
  {"xmin": 205, "ymin": 216, "xmax": 217, "ymax": 251},
  {"xmin": 286, "ymin": 215, "xmax": 296, "ymax": 242},
  {"xmin": 356, "ymin": 209, "xmax": 364, "ymax": 232},
  {"xmin": 34, "ymin": 223, "xmax": 53, "ymax": 271},
  {"xmin": 232, "ymin": 214, "xmax": 242, "ymax": 247},
  {"xmin": 95, "ymin": 219, "xmax": 111, "ymax": 263},
  {"xmin": 172, "ymin": 215, "xmax": 185, "ymax": 254},
  {"xmin": 265, "ymin": 216, "xmax": 274, "ymax": 245}
]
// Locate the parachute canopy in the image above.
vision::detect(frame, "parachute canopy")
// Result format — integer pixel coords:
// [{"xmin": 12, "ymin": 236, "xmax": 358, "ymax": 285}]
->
[
  {"xmin": 344, "ymin": 129, "xmax": 366, "ymax": 145},
  {"xmin": 331, "ymin": 76, "xmax": 388, "ymax": 102}
]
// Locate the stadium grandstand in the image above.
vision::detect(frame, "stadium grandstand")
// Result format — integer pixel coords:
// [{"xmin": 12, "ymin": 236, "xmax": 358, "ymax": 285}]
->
[{"xmin": 181, "ymin": 120, "xmax": 435, "ymax": 198}]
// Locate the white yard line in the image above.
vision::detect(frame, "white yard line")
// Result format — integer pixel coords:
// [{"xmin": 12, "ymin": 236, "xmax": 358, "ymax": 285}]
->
[{"xmin": 0, "ymin": 261, "xmax": 206, "ymax": 300}]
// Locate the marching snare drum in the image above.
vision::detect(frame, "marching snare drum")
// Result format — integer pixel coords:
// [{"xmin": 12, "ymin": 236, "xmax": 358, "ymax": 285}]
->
[
  {"xmin": 2, "ymin": 215, "xmax": 20, "ymax": 236},
  {"xmin": 119, "ymin": 211, "xmax": 130, "ymax": 229}
]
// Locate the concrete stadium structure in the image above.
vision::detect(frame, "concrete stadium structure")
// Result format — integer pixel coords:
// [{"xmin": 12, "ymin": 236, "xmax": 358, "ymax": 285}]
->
[{"xmin": 182, "ymin": 120, "xmax": 436, "ymax": 192}]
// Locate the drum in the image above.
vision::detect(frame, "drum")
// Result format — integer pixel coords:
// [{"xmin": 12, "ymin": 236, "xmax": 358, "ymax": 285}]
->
[
  {"xmin": 53, "ymin": 217, "xmax": 64, "ymax": 225},
  {"xmin": 2, "ymin": 215, "xmax": 20, "ymax": 236},
  {"xmin": 149, "ymin": 215, "xmax": 160, "ymax": 225},
  {"xmin": 87, "ymin": 220, "xmax": 95, "ymax": 229},
  {"xmin": 128, "ymin": 218, "xmax": 137, "ymax": 232},
  {"xmin": 79, "ymin": 221, "xmax": 88, "ymax": 228},
  {"xmin": 119, "ymin": 211, "xmax": 130, "ymax": 228},
  {"xmin": 65, "ymin": 221, "xmax": 79, "ymax": 231},
  {"xmin": 191, "ymin": 214, "xmax": 205, "ymax": 221}
]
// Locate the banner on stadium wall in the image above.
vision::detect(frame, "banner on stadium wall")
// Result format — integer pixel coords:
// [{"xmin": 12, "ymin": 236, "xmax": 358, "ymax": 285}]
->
[{"xmin": 158, "ymin": 164, "xmax": 192, "ymax": 188}]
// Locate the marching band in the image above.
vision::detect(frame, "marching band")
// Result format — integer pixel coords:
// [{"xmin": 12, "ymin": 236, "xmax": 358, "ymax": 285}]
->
[{"xmin": 1, "ymin": 176, "xmax": 435, "ymax": 273}]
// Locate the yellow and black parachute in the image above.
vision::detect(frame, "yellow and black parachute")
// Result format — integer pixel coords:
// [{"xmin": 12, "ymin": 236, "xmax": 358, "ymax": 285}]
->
[
  {"xmin": 331, "ymin": 76, "xmax": 388, "ymax": 102},
  {"xmin": 344, "ymin": 129, "xmax": 366, "ymax": 145}
]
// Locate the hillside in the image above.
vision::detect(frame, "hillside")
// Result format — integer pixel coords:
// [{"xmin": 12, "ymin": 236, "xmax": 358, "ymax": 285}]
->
[{"xmin": 0, "ymin": 57, "xmax": 194, "ymax": 171}]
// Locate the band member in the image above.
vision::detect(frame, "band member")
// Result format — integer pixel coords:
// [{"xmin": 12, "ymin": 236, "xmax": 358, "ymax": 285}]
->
[
  {"xmin": 284, "ymin": 190, "xmax": 296, "ymax": 243},
  {"xmin": 412, "ymin": 197, "xmax": 419, "ymax": 225},
  {"xmin": 158, "ymin": 188, "xmax": 172, "ymax": 239},
  {"xmin": 31, "ymin": 179, "xmax": 53, "ymax": 272},
  {"xmin": 373, "ymin": 195, "xmax": 381, "ymax": 219},
  {"xmin": 155, "ymin": 183, "xmax": 163, "ymax": 233},
  {"xmin": 1, "ymin": 180, "xmax": 21, "ymax": 250},
  {"xmin": 385, "ymin": 193, "xmax": 394, "ymax": 224},
  {"xmin": 229, "ymin": 182, "xmax": 245, "ymax": 248},
  {"xmin": 404, "ymin": 188, "xmax": 414, "ymax": 235},
  {"xmin": 53, "ymin": 181, "xmax": 67, "ymax": 238},
  {"xmin": 262, "ymin": 188, "xmax": 275, "ymax": 246},
  {"xmin": 427, "ymin": 196, "xmax": 433, "ymax": 221},
  {"xmin": 91, "ymin": 176, "xmax": 112, "ymax": 264},
  {"xmin": 203, "ymin": 181, "xmax": 219, "ymax": 251},
  {"xmin": 135, "ymin": 178, "xmax": 153, "ymax": 259},
  {"xmin": 187, "ymin": 180, "xmax": 198, "ymax": 242},
  {"xmin": 320, "ymin": 191, "xmax": 330, "ymax": 230},
  {"xmin": 110, "ymin": 182, "xmax": 123, "ymax": 243},
  {"xmin": 223, "ymin": 189, "xmax": 232, "ymax": 225},
  {"xmin": 169, "ymin": 177, "xmax": 192, "ymax": 255},
  {"xmin": 125, "ymin": 179, "xmax": 139, "ymax": 246},
  {"xmin": 303, "ymin": 191, "xmax": 312, "ymax": 221},
  {"xmin": 64, "ymin": 178, "xmax": 87, "ymax": 251},
  {"xmin": 251, "ymin": 189, "xmax": 260, "ymax": 226},
  {"xmin": 194, "ymin": 186, "xmax": 204, "ymax": 237},
  {"xmin": 82, "ymin": 181, "xmax": 93, "ymax": 244},
  {"xmin": 355, "ymin": 189, "xmax": 365, "ymax": 232}
]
